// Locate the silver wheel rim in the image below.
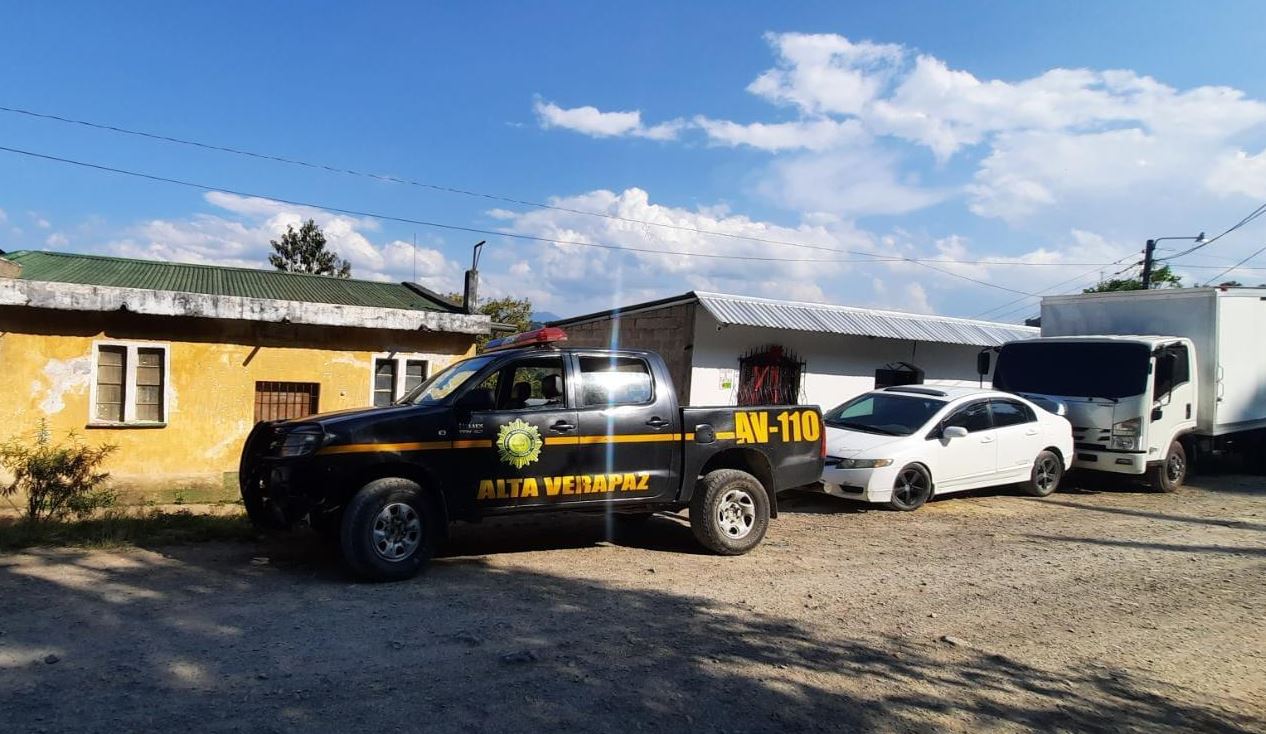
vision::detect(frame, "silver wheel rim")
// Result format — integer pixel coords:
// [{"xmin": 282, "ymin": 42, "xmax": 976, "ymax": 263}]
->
[
  {"xmin": 894, "ymin": 468, "xmax": 929, "ymax": 506},
  {"xmin": 1167, "ymin": 452, "xmax": 1185, "ymax": 483},
  {"xmin": 716, "ymin": 489, "xmax": 756, "ymax": 540},
  {"xmin": 371, "ymin": 502, "xmax": 422, "ymax": 562},
  {"xmin": 1036, "ymin": 456, "xmax": 1060, "ymax": 491}
]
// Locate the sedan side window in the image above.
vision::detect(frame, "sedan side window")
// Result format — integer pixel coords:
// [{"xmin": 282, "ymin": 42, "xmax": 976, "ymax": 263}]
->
[
  {"xmin": 943, "ymin": 402, "xmax": 992, "ymax": 433},
  {"xmin": 990, "ymin": 400, "xmax": 1035, "ymax": 427}
]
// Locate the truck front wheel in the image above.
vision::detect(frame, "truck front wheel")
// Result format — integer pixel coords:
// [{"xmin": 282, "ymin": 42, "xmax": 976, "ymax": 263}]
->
[
  {"xmin": 340, "ymin": 478, "xmax": 437, "ymax": 581},
  {"xmin": 689, "ymin": 469, "xmax": 770, "ymax": 555},
  {"xmin": 1146, "ymin": 441, "xmax": 1187, "ymax": 493}
]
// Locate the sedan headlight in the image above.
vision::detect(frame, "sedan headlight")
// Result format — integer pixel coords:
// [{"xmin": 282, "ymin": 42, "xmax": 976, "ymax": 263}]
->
[
  {"xmin": 1112, "ymin": 418, "xmax": 1141, "ymax": 437},
  {"xmin": 836, "ymin": 458, "xmax": 894, "ymax": 469},
  {"xmin": 275, "ymin": 429, "xmax": 324, "ymax": 457}
]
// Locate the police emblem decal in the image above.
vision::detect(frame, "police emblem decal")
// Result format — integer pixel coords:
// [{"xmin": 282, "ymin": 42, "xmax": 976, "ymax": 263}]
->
[{"xmin": 496, "ymin": 418, "xmax": 543, "ymax": 469}]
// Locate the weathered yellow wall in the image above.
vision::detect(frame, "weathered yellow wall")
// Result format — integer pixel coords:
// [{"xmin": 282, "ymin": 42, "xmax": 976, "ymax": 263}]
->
[{"xmin": 0, "ymin": 307, "xmax": 475, "ymax": 493}]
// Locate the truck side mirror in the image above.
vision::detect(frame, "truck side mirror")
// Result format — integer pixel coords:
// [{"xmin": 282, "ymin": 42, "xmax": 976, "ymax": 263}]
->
[
  {"xmin": 1151, "ymin": 407, "xmax": 1164, "ymax": 422},
  {"xmin": 976, "ymin": 351, "xmax": 991, "ymax": 376}
]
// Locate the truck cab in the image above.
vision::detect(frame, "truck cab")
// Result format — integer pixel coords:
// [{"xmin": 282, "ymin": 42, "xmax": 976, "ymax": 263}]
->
[
  {"xmin": 240, "ymin": 328, "xmax": 824, "ymax": 580},
  {"xmin": 990, "ymin": 336, "xmax": 1196, "ymax": 491}
]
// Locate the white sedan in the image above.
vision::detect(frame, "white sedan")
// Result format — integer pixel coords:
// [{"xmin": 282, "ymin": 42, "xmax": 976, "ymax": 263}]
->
[{"xmin": 820, "ymin": 385, "xmax": 1073, "ymax": 511}]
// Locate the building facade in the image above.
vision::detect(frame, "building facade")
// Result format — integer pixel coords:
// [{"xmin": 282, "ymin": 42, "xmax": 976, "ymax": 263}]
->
[
  {"xmin": 0, "ymin": 250, "xmax": 490, "ymax": 498},
  {"xmin": 553, "ymin": 291, "xmax": 1038, "ymax": 410}
]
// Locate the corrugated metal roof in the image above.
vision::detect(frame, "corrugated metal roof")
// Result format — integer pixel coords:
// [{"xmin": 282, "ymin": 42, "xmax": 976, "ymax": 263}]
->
[
  {"xmin": 3, "ymin": 250, "xmax": 460, "ymax": 313},
  {"xmin": 694, "ymin": 291, "xmax": 1037, "ymax": 346}
]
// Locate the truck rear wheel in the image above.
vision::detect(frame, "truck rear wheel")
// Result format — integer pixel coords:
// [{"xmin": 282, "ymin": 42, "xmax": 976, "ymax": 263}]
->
[
  {"xmin": 340, "ymin": 478, "xmax": 437, "ymax": 582},
  {"xmin": 1146, "ymin": 440, "xmax": 1186, "ymax": 493},
  {"xmin": 689, "ymin": 469, "xmax": 769, "ymax": 555}
]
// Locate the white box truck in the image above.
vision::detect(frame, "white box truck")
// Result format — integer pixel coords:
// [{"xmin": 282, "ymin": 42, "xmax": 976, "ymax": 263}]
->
[{"xmin": 985, "ymin": 287, "xmax": 1266, "ymax": 491}]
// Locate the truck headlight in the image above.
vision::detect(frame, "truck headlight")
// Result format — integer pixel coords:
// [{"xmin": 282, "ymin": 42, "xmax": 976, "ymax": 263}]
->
[
  {"xmin": 276, "ymin": 430, "xmax": 323, "ymax": 457},
  {"xmin": 1111, "ymin": 436, "xmax": 1140, "ymax": 451},
  {"xmin": 1112, "ymin": 418, "xmax": 1141, "ymax": 437},
  {"xmin": 838, "ymin": 458, "xmax": 894, "ymax": 469}
]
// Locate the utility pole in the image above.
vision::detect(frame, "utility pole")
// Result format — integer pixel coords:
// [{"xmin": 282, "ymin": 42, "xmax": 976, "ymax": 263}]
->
[{"xmin": 1141, "ymin": 239, "xmax": 1156, "ymax": 289}]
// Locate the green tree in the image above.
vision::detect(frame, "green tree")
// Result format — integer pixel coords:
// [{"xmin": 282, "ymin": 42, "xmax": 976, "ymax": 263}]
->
[
  {"xmin": 0, "ymin": 420, "xmax": 117, "ymax": 522},
  {"xmin": 447, "ymin": 294, "xmax": 535, "ymax": 350},
  {"xmin": 1084, "ymin": 264, "xmax": 1182, "ymax": 293},
  {"xmin": 268, "ymin": 219, "xmax": 352, "ymax": 278}
]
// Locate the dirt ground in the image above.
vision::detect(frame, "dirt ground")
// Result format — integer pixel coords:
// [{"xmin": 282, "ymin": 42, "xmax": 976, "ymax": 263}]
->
[{"xmin": 1, "ymin": 473, "xmax": 1263, "ymax": 733}]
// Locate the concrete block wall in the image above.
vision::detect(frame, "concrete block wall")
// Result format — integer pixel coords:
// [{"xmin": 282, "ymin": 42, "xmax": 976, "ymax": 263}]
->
[{"xmin": 561, "ymin": 302, "xmax": 696, "ymax": 399}]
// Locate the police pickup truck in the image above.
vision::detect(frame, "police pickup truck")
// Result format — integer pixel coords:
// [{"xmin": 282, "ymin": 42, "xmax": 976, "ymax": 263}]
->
[{"xmin": 240, "ymin": 327, "xmax": 824, "ymax": 580}]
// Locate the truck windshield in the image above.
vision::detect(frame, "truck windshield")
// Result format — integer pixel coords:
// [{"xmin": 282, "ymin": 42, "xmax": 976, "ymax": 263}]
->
[
  {"xmin": 400, "ymin": 355, "xmax": 497, "ymax": 405},
  {"xmin": 823, "ymin": 393, "xmax": 946, "ymax": 436},
  {"xmin": 993, "ymin": 342, "xmax": 1150, "ymax": 400}
]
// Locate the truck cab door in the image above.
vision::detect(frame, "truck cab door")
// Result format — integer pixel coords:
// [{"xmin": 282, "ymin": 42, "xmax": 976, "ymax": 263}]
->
[
  {"xmin": 570, "ymin": 353, "xmax": 681, "ymax": 505},
  {"xmin": 451, "ymin": 353, "xmax": 584, "ymax": 514},
  {"xmin": 1149, "ymin": 344, "xmax": 1196, "ymax": 454}
]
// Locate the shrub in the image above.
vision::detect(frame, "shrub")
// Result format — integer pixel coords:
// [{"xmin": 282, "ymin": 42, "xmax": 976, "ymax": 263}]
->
[{"xmin": 0, "ymin": 420, "xmax": 118, "ymax": 522}]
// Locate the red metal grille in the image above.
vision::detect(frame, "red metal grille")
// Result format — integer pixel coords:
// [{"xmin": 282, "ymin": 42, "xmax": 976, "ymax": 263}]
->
[{"xmin": 254, "ymin": 381, "xmax": 320, "ymax": 422}]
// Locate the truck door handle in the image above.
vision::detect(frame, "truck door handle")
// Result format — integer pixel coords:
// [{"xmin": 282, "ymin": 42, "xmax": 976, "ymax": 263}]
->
[
  {"xmin": 645, "ymin": 417, "xmax": 670, "ymax": 429},
  {"xmin": 550, "ymin": 420, "xmax": 576, "ymax": 432}
]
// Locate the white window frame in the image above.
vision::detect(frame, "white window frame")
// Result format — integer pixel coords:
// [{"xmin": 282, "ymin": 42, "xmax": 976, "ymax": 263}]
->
[
  {"xmin": 88, "ymin": 340, "xmax": 171, "ymax": 427},
  {"xmin": 369, "ymin": 353, "xmax": 432, "ymax": 405}
]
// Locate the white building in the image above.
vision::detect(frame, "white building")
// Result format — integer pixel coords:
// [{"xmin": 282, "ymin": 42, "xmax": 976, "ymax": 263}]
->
[{"xmin": 552, "ymin": 291, "xmax": 1037, "ymax": 410}]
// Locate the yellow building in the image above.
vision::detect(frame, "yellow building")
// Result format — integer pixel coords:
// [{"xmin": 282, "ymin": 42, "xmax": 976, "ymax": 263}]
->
[{"xmin": 0, "ymin": 250, "xmax": 490, "ymax": 500}]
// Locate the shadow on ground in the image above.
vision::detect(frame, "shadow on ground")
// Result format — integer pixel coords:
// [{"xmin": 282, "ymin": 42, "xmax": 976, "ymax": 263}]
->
[{"xmin": 1, "ymin": 535, "xmax": 1260, "ymax": 733}]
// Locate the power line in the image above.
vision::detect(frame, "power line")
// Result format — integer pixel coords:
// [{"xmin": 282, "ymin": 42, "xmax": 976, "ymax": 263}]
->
[
  {"xmin": 969, "ymin": 255, "xmax": 1139, "ymax": 320},
  {"xmin": 1157, "ymin": 203, "xmax": 1266, "ymax": 262},
  {"xmin": 0, "ymin": 103, "xmax": 1153, "ymax": 272},
  {"xmin": 0, "ymin": 143, "xmax": 1049, "ymax": 299},
  {"xmin": 1200, "ymin": 244, "xmax": 1266, "ymax": 286}
]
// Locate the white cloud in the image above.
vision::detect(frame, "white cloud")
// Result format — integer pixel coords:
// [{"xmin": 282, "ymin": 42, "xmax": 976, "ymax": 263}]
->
[
  {"xmin": 106, "ymin": 192, "xmax": 463, "ymax": 292},
  {"xmin": 1207, "ymin": 149, "xmax": 1266, "ymax": 199},
  {"xmin": 533, "ymin": 99, "xmax": 683, "ymax": 140},
  {"xmin": 0, "ymin": 208, "xmax": 7, "ymax": 225},
  {"xmin": 45, "ymin": 232, "xmax": 69, "ymax": 248},
  {"xmin": 747, "ymin": 32, "xmax": 905, "ymax": 116},
  {"xmin": 693, "ymin": 116, "xmax": 866, "ymax": 152},
  {"xmin": 762, "ymin": 148, "xmax": 947, "ymax": 217}
]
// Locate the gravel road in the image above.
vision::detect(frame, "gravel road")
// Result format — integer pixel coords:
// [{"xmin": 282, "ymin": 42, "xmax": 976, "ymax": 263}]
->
[{"xmin": 2, "ymin": 474, "xmax": 1263, "ymax": 733}]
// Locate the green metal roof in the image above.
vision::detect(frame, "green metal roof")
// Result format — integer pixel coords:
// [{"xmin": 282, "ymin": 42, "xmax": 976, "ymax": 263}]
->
[{"xmin": 2, "ymin": 250, "xmax": 461, "ymax": 313}]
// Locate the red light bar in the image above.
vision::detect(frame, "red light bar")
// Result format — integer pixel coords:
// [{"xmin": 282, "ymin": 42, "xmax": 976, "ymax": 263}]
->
[{"xmin": 484, "ymin": 327, "xmax": 568, "ymax": 352}]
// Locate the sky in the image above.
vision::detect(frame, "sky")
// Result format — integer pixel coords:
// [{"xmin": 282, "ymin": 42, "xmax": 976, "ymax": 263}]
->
[{"xmin": 2, "ymin": 1, "xmax": 1265, "ymax": 323}]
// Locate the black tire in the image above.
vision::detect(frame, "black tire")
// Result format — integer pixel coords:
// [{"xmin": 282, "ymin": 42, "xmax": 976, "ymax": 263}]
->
[
  {"xmin": 1146, "ymin": 440, "xmax": 1186, "ymax": 493},
  {"xmin": 1022, "ymin": 450, "xmax": 1064, "ymax": 497},
  {"xmin": 888, "ymin": 464, "xmax": 933, "ymax": 511},
  {"xmin": 340, "ymin": 478, "xmax": 437, "ymax": 582},
  {"xmin": 689, "ymin": 469, "xmax": 770, "ymax": 555}
]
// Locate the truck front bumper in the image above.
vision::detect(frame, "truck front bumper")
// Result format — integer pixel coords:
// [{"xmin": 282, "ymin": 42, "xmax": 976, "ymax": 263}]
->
[{"xmin": 1070, "ymin": 448, "xmax": 1148, "ymax": 475}]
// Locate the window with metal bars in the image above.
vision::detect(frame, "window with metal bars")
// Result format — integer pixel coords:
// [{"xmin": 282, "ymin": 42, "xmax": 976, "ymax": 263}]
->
[
  {"xmin": 254, "ymin": 382, "xmax": 320, "ymax": 423},
  {"xmin": 736, "ymin": 345, "xmax": 805, "ymax": 407}
]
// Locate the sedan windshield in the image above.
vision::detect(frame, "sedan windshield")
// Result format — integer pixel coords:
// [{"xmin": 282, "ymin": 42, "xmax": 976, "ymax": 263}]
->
[
  {"xmin": 400, "ymin": 355, "xmax": 497, "ymax": 405},
  {"xmin": 823, "ymin": 393, "xmax": 947, "ymax": 436}
]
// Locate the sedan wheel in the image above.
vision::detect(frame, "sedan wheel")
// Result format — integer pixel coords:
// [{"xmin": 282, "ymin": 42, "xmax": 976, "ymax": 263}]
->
[
  {"xmin": 1022, "ymin": 450, "xmax": 1064, "ymax": 497},
  {"xmin": 888, "ymin": 464, "xmax": 932, "ymax": 511}
]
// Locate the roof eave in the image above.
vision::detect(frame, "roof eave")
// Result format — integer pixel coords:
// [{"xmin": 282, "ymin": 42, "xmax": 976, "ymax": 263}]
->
[{"xmin": 0, "ymin": 279, "xmax": 493, "ymax": 335}]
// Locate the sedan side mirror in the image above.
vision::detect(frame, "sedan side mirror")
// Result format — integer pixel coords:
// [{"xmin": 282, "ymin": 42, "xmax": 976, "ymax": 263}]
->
[{"xmin": 943, "ymin": 426, "xmax": 969, "ymax": 439}]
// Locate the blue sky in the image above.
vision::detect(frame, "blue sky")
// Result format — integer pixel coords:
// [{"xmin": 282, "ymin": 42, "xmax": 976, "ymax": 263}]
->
[{"xmin": 2, "ymin": 1, "xmax": 1265, "ymax": 321}]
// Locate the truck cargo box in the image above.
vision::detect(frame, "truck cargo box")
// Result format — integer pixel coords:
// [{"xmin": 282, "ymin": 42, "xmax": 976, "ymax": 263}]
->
[{"xmin": 1041, "ymin": 288, "xmax": 1266, "ymax": 437}]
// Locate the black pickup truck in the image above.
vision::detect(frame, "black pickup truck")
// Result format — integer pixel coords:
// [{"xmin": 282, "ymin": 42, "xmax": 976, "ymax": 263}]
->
[{"xmin": 240, "ymin": 328, "xmax": 824, "ymax": 580}]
